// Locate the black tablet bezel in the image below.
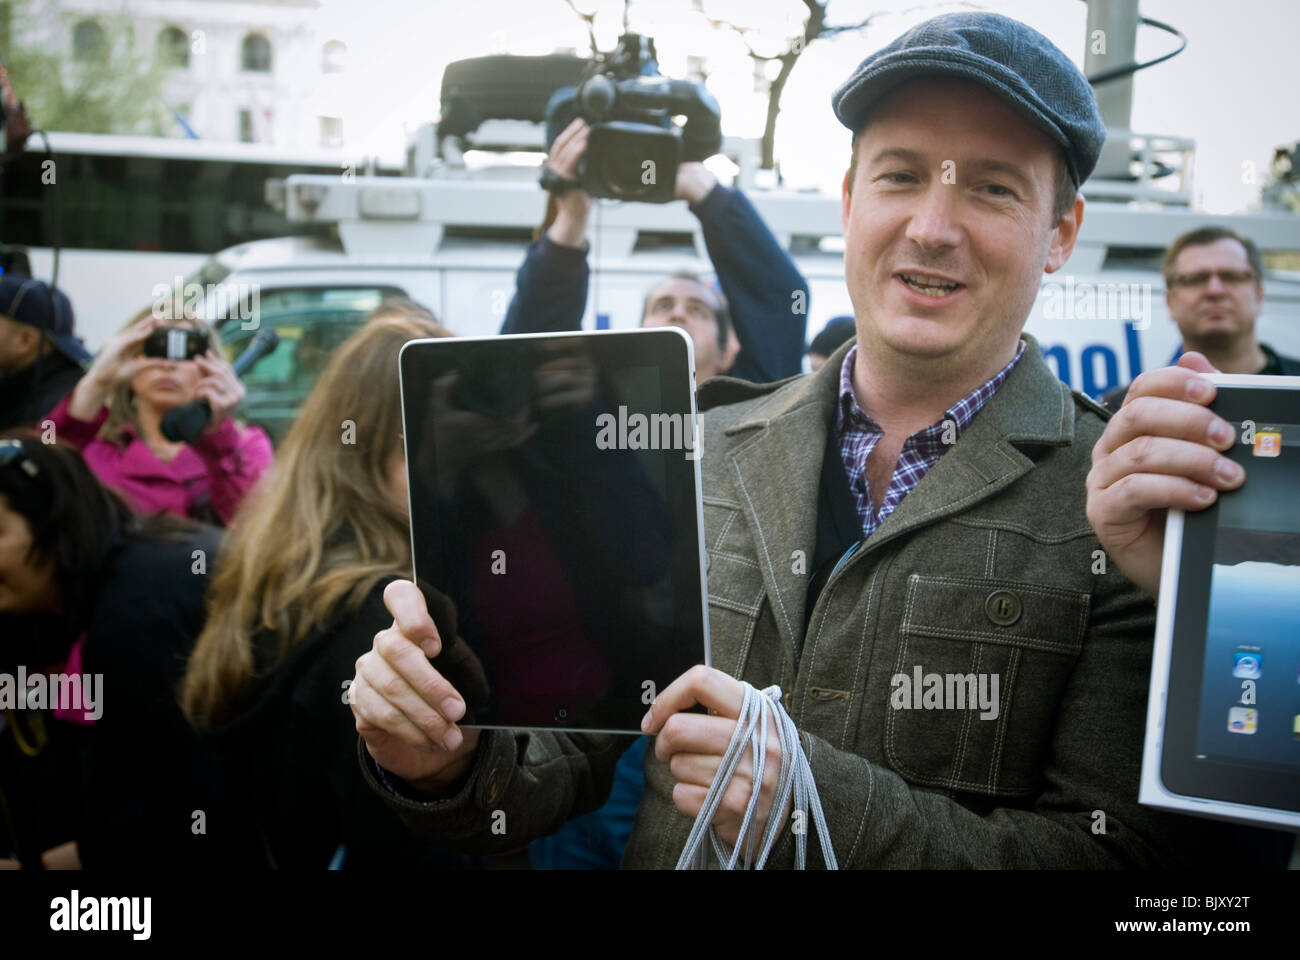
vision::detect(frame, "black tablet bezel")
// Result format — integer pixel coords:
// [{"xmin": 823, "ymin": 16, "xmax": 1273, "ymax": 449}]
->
[{"xmin": 397, "ymin": 328, "xmax": 711, "ymax": 735}]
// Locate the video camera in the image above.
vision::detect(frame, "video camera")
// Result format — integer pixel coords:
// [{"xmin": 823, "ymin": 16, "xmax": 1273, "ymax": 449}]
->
[{"xmin": 543, "ymin": 33, "xmax": 721, "ymax": 203}]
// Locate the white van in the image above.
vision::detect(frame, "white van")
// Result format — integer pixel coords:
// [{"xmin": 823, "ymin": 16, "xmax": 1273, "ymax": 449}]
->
[{"xmin": 196, "ymin": 159, "xmax": 1300, "ymax": 442}]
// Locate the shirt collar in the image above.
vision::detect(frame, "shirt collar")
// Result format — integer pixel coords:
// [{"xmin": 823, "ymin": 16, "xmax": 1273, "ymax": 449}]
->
[{"xmin": 837, "ymin": 339, "xmax": 1027, "ymax": 442}]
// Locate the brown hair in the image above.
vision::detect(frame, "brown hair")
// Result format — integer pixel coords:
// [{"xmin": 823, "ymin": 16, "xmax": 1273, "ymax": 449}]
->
[
  {"xmin": 365, "ymin": 296, "xmax": 439, "ymax": 326},
  {"xmin": 1161, "ymin": 226, "xmax": 1264, "ymax": 287},
  {"xmin": 180, "ymin": 313, "xmax": 451, "ymax": 727},
  {"xmin": 846, "ymin": 130, "xmax": 1077, "ymax": 226}
]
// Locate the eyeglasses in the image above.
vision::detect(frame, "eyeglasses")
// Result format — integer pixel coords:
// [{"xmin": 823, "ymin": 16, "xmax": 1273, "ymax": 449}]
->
[
  {"xmin": 0, "ymin": 438, "xmax": 40, "ymax": 478},
  {"xmin": 1169, "ymin": 269, "xmax": 1256, "ymax": 290}
]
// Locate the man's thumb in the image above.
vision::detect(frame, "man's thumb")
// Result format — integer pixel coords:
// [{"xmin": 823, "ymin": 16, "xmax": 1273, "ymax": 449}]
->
[{"xmin": 1177, "ymin": 351, "xmax": 1219, "ymax": 375}]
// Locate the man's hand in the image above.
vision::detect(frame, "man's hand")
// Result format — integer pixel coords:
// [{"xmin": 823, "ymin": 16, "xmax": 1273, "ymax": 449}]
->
[
  {"xmin": 642, "ymin": 664, "xmax": 793, "ymax": 849},
  {"xmin": 349, "ymin": 580, "xmax": 482, "ymax": 795},
  {"xmin": 673, "ymin": 161, "xmax": 717, "ymax": 205},
  {"xmin": 1086, "ymin": 352, "xmax": 1244, "ymax": 598},
  {"xmin": 545, "ymin": 118, "xmax": 593, "ymax": 248}
]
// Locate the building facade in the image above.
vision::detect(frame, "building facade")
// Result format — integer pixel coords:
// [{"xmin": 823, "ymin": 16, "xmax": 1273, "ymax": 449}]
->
[{"xmin": 25, "ymin": 0, "xmax": 358, "ymax": 150}]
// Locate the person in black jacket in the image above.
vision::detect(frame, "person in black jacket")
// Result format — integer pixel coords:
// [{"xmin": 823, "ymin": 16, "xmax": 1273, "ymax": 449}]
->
[
  {"xmin": 180, "ymin": 308, "xmax": 480, "ymax": 870},
  {"xmin": 0, "ymin": 277, "xmax": 89, "ymax": 432},
  {"xmin": 0, "ymin": 431, "xmax": 238, "ymax": 869},
  {"xmin": 502, "ymin": 117, "xmax": 809, "ymax": 385},
  {"xmin": 1102, "ymin": 226, "xmax": 1300, "ymax": 411}
]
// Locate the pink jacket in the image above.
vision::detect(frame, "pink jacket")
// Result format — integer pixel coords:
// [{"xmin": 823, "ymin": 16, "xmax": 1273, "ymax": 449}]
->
[{"xmin": 47, "ymin": 393, "xmax": 273, "ymax": 525}]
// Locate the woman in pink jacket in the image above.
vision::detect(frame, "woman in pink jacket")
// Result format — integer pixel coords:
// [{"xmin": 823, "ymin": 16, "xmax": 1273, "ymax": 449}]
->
[{"xmin": 46, "ymin": 313, "xmax": 272, "ymax": 525}]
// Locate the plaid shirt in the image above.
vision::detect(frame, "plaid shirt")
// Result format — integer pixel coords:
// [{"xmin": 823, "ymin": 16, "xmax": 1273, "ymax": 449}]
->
[{"xmin": 837, "ymin": 340, "xmax": 1026, "ymax": 536}]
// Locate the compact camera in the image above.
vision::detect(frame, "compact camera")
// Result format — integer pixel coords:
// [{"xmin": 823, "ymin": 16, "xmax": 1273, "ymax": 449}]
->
[{"xmin": 144, "ymin": 326, "xmax": 209, "ymax": 361}]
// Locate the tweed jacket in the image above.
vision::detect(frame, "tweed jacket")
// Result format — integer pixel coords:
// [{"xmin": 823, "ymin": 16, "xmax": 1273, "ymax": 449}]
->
[{"xmin": 361, "ymin": 333, "xmax": 1289, "ymax": 868}]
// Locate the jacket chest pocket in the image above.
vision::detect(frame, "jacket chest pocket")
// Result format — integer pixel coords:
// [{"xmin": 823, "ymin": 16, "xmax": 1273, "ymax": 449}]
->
[
  {"xmin": 702, "ymin": 500, "xmax": 786, "ymax": 682},
  {"xmin": 884, "ymin": 574, "xmax": 1088, "ymax": 798}
]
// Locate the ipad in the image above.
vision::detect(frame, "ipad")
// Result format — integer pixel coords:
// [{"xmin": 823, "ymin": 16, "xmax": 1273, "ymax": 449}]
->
[
  {"xmin": 398, "ymin": 328, "xmax": 711, "ymax": 734},
  {"xmin": 1140, "ymin": 373, "xmax": 1300, "ymax": 831}
]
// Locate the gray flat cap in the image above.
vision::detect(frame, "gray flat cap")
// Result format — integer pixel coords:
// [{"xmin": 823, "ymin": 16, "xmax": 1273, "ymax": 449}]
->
[{"xmin": 832, "ymin": 12, "xmax": 1106, "ymax": 187}]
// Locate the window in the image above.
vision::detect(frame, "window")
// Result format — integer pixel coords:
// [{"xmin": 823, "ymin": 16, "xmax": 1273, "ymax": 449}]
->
[
  {"xmin": 157, "ymin": 26, "xmax": 189, "ymax": 68},
  {"xmin": 241, "ymin": 33, "xmax": 272, "ymax": 73},
  {"xmin": 72, "ymin": 19, "xmax": 106, "ymax": 62},
  {"xmin": 216, "ymin": 286, "xmax": 406, "ymax": 443},
  {"xmin": 319, "ymin": 116, "xmax": 343, "ymax": 148},
  {"xmin": 238, "ymin": 108, "xmax": 254, "ymax": 143},
  {"xmin": 322, "ymin": 40, "xmax": 346, "ymax": 73}
]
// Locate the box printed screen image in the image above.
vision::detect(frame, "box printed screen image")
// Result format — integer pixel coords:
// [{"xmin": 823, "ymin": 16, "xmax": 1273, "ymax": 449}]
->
[{"xmin": 1196, "ymin": 420, "xmax": 1300, "ymax": 776}]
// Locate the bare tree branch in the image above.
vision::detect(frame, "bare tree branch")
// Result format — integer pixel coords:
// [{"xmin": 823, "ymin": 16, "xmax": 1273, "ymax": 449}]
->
[
  {"xmin": 820, "ymin": 15, "xmax": 880, "ymax": 37},
  {"xmin": 695, "ymin": 0, "xmax": 890, "ymax": 171},
  {"xmin": 560, "ymin": 0, "xmax": 601, "ymax": 56}
]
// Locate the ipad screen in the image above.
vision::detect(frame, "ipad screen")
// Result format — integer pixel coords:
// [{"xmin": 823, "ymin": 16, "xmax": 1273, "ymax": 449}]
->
[{"xmin": 398, "ymin": 330, "xmax": 709, "ymax": 734}]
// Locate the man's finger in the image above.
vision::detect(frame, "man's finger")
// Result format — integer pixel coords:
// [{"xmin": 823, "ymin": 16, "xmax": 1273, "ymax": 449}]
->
[
  {"xmin": 1087, "ymin": 434, "xmax": 1245, "ymax": 494},
  {"xmin": 1176, "ymin": 350, "xmax": 1219, "ymax": 375},
  {"xmin": 552, "ymin": 129, "xmax": 588, "ymax": 177},
  {"xmin": 653, "ymin": 712, "xmax": 742, "ymax": 762},
  {"xmin": 668, "ymin": 750, "xmax": 726, "ymax": 787},
  {"xmin": 672, "ymin": 782, "xmax": 710, "ymax": 819},
  {"xmin": 370, "ymin": 627, "xmax": 465, "ymax": 724},
  {"xmin": 351, "ymin": 671, "xmax": 444, "ymax": 752},
  {"xmin": 1089, "ymin": 472, "xmax": 1222, "ymax": 528},
  {"xmin": 1093, "ymin": 394, "xmax": 1234, "ymax": 462},
  {"xmin": 553, "ymin": 116, "xmax": 587, "ymax": 152},
  {"xmin": 355, "ymin": 647, "xmax": 463, "ymax": 750},
  {"xmin": 642, "ymin": 664, "xmax": 745, "ymax": 733},
  {"xmin": 383, "ymin": 579, "xmax": 441, "ymax": 656}
]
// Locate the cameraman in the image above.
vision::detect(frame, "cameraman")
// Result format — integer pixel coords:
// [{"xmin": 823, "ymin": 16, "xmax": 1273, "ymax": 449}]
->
[
  {"xmin": 501, "ymin": 117, "xmax": 809, "ymax": 384},
  {"xmin": 45, "ymin": 312, "xmax": 272, "ymax": 526}
]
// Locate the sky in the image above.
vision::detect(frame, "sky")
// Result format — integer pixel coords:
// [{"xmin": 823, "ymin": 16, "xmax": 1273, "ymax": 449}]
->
[{"xmin": 317, "ymin": 0, "xmax": 1296, "ymax": 214}]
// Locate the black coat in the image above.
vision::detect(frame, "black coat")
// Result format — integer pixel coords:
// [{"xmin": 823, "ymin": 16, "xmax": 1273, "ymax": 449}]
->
[
  {"xmin": 1, "ymin": 523, "xmax": 246, "ymax": 868},
  {"xmin": 0, "ymin": 351, "xmax": 84, "ymax": 431},
  {"xmin": 205, "ymin": 576, "xmax": 483, "ymax": 870}
]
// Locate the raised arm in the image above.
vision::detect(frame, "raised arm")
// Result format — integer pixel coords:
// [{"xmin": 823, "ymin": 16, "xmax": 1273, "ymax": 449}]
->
[
  {"xmin": 683, "ymin": 170, "xmax": 809, "ymax": 382},
  {"xmin": 500, "ymin": 118, "xmax": 593, "ymax": 336}
]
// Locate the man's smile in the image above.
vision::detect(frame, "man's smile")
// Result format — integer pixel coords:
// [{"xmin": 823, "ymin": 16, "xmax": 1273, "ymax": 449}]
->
[{"xmin": 893, "ymin": 270, "xmax": 966, "ymax": 304}]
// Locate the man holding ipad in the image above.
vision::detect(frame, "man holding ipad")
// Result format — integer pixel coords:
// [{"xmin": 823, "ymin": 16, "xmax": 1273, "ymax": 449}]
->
[{"xmin": 350, "ymin": 12, "xmax": 1292, "ymax": 867}]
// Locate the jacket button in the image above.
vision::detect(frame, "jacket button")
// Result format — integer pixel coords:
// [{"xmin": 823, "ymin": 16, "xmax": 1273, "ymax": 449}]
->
[{"xmin": 984, "ymin": 590, "xmax": 1022, "ymax": 626}]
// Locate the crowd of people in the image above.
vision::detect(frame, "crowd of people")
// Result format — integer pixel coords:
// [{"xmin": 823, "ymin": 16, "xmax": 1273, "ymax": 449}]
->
[{"xmin": 1, "ymin": 10, "xmax": 1296, "ymax": 870}]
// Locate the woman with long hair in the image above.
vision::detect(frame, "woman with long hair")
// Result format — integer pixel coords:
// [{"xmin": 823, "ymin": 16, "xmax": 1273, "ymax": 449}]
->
[
  {"xmin": 0, "ymin": 432, "xmax": 239, "ymax": 869},
  {"xmin": 181, "ymin": 310, "xmax": 479, "ymax": 869},
  {"xmin": 45, "ymin": 309, "xmax": 272, "ymax": 525}
]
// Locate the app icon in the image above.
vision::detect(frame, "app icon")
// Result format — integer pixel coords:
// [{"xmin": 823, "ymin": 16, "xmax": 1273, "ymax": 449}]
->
[
  {"xmin": 1228, "ymin": 706, "xmax": 1257, "ymax": 735},
  {"xmin": 1253, "ymin": 427, "xmax": 1281, "ymax": 458},
  {"xmin": 1232, "ymin": 651, "xmax": 1262, "ymax": 679}
]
